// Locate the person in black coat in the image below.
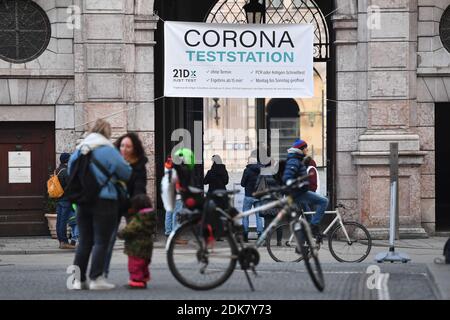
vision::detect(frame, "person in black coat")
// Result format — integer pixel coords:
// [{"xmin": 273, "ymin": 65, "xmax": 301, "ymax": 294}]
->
[
  {"xmin": 104, "ymin": 132, "xmax": 148, "ymax": 278},
  {"xmin": 204, "ymin": 155, "xmax": 229, "ymax": 241},
  {"xmin": 55, "ymin": 152, "xmax": 77, "ymax": 249},
  {"xmin": 240, "ymin": 156, "xmax": 263, "ymax": 242},
  {"xmin": 204, "ymin": 155, "xmax": 229, "ymax": 193}
]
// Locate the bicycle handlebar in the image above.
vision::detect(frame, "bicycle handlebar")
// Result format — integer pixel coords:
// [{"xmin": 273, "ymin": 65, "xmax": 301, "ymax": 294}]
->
[{"xmin": 252, "ymin": 173, "xmax": 311, "ymax": 199}]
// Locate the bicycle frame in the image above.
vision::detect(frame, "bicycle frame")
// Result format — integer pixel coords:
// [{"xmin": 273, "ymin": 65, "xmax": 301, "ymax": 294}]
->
[
  {"xmin": 218, "ymin": 195, "xmax": 300, "ymax": 249},
  {"xmin": 299, "ymin": 208, "xmax": 352, "ymax": 242}
]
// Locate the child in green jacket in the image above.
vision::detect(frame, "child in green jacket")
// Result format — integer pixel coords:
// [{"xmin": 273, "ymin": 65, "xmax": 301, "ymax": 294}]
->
[{"xmin": 118, "ymin": 194, "xmax": 156, "ymax": 289}]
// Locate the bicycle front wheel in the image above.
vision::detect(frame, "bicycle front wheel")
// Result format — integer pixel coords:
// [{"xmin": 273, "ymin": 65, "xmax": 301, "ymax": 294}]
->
[
  {"xmin": 266, "ymin": 223, "xmax": 303, "ymax": 262},
  {"xmin": 166, "ymin": 220, "xmax": 237, "ymax": 290},
  {"xmin": 294, "ymin": 220, "xmax": 325, "ymax": 292},
  {"xmin": 328, "ymin": 221, "xmax": 372, "ymax": 263}
]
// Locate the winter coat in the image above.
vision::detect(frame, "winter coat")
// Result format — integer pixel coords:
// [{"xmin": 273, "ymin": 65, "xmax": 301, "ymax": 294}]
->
[
  {"xmin": 117, "ymin": 208, "xmax": 156, "ymax": 260},
  {"xmin": 204, "ymin": 163, "xmax": 229, "ymax": 193},
  {"xmin": 68, "ymin": 133, "xmax": 132, "ymax": 201},
  {"xmin": 127, "ymin": 156, "xmax": 148, "ymax": 198},
  {"xmin": 282, "ymin": 148, "xmax": 309, "ymax": 197},
  {"xmin": 240, "ymin": 163, "xmax": 261, "ymax": 197}
]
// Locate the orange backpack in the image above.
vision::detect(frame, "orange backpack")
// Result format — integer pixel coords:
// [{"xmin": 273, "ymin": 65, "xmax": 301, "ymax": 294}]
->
[{"xmin": 47, "ymin": 169, "xmax": 65, "ymax": 198}]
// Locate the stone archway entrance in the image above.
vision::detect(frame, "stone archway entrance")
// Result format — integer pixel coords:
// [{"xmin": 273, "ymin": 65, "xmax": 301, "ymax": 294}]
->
[
  {"xmin": 203, "ymin": 0, "xmax": 333, "ymax": 199},
  {"xmin": 154, "ymin": 0, "xmax": 336, "ymax": 208}
]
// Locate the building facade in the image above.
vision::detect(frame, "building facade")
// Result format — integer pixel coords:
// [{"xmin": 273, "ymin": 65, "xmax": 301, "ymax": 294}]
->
[{"xmin": 0, "ymin": 0, "xmax": 449, "ymax": 237}]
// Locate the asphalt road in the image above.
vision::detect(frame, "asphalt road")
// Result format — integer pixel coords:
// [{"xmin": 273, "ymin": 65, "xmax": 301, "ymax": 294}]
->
[{"xmin": 0, "ymin": 249, "xmax": 441, "ymax": 300}]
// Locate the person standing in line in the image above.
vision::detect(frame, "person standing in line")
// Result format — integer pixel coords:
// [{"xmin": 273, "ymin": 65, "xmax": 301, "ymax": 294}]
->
[
  {"xmin": 68, "ymin": 119, "xmax": 132, "ymax": 290},
  {"xmin": 204, "ymin": 155, "xmax": 229, "ymax": 241},
  {"xmin": 240, "ymin": 155, "xmax": 264, "ymax": 242},
  {"xmin": 103, "ymin": 132, "xmax": 149, "ymax": 279},
  {"xmin": 55, "ymin": 152, "xmax": 76, "ymax": 249},
  {"xmin": 204, "ymin": 155, "xmax": 229, "ymax": 193},
  {"xmin": 255, "ymin": 160, "xmax": 283, "ymax": 245}
]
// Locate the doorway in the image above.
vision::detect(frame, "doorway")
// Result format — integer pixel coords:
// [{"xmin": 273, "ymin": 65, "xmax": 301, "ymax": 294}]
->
[
  {"xmin": 0, "ymin": 122, "xmax": 55, "ymax": 236},
  {"xmin": 435, "ymin": 103, "xmax": 450, "ymax": 231}
]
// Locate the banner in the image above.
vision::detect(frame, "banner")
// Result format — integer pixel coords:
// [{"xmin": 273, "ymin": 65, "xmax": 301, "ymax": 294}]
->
[{"xmin": 164, "ymin": 21, "xmax": 314, "ymax": 98}]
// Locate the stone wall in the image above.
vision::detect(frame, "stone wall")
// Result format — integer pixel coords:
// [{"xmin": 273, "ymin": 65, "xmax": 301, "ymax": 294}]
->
[
  {"xmin": 0, "ymin": 0, "xmax": 76, "ymax": 168},
  {"xmin": 334, "ymin": 0, "xmax": 429, "ymax": 238},
  {"xmin": 416, "ymin": 0, "xmax": 450, "ymax": 233},
  {"xmin": 73, "ymin": 0, "xmax": 157, "ymax": 203}
]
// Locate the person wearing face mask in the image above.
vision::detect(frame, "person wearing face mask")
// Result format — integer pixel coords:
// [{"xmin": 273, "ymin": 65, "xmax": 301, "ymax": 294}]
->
[{"xmin": 103, "ymin": 132, "xmax": 148, "ymax": 279}]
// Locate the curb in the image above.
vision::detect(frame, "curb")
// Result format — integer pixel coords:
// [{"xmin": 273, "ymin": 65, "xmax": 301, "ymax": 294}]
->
[
  {"xmin": 0, "ymin": 244, "xmax": 167, "ymax": 255},
  {"xmin": 370, "ymin": 243, "xmax": 443, "ymax": 250}
]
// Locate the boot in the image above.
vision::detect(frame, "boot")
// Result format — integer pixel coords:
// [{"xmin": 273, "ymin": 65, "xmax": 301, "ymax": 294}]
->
[{"xmin": 59, "ymin": 242, "xmax": 76, "ymax": 249}]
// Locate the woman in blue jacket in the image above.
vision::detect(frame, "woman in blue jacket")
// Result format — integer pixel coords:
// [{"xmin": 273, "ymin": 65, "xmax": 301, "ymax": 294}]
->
[{"xmin": 68, "ymin": 119, "xmax": 132, "ymax": 290}]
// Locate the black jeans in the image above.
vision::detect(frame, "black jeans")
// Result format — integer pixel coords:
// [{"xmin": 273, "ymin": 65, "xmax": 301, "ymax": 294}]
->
[{"xmin": 73, "ymin": 199, "xmax": 118, "ymax": 282}]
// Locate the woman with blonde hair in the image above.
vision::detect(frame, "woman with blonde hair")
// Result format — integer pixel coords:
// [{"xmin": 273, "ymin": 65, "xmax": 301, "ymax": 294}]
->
[{"xmin": 68, "ymin": 119, "xmax": 132, "ymax": 290}]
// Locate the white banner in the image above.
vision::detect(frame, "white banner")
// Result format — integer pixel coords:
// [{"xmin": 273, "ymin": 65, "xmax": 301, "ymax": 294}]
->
[{"xmin": 164, "ymin": 21, "xmax": 314, "ymax": 98}]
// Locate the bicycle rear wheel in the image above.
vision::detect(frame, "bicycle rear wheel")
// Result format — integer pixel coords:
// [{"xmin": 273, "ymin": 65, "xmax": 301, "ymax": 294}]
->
[
  {"xmin": 294, "ymin": 220, "xmax": 325, "ymax": 292},
  {"xmin": 166, "ymin": 220, "xmax": 237, "ymax": 290},
  {"xmin": 328, "ymin": 221, "xmax": 372, "ymax": 263},
  {"xmin": 266, "ymin": 223, "xmax": 303, "ymax": 262}
]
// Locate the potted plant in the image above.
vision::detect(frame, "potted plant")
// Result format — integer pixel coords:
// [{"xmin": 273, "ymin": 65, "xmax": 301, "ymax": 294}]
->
[{"xmin": 44, "ymin": 197, "xmax": 57, "ymax": 239}]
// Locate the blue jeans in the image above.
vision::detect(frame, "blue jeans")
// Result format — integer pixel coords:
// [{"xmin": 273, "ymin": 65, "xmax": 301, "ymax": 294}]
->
[
  {"xmin": 242, "ymin": 196, "xmax": 263, "ymax": 234},
  {"xmin": 294, "ymin": 191, "xmax": 329, "ymax": 226},
  {"xmin": 56, "ymin": 199, "xmax": 72, "ymax": 243},
  {"xmin": 165, "ymin": 199, "xmax": 183, "ymax": 236}
]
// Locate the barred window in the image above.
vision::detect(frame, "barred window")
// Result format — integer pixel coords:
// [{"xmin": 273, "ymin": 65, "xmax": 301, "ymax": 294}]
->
[
  {"xmin": 440, "ymin": 6, "xmax": 450, "ymax": 53},
  {"xmin": 0, "ymin": 0, "xmax": 51, "ymax": 63}
]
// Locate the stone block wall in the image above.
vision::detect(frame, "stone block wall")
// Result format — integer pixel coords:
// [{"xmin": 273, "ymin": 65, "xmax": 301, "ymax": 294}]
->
[
  {"xmin": 73, "ymin": 0, "xmax": 157, "ymax": 204},
  {"xmin": 0, "ymin": 0, "xmax": 76, "ymax": 169}
]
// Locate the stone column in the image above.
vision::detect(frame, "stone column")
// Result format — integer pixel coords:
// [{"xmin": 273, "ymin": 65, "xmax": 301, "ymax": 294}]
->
[
  {"xmin": 74, "ymin": 0, "xmax": 157, "ymax": 203},
  {"xmin": 332, "ymin": 0, "xmax": 361, "ymax": 222},
  {"xmin": 349, "ymin": 0, "xmax": 427, "ymax": 238},
  {"xmin": 130, "ymin": 1, "xmax": 158, "ymax": 204}
]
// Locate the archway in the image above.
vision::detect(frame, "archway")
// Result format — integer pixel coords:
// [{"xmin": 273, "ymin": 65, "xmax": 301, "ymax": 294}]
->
[
  {"xmin": 203, "ymin": 0, "xmax": 332, "ymax": 199},
  {"xmin": 154, "ymin": 0, "xmax": 336, "ymax": 208}
]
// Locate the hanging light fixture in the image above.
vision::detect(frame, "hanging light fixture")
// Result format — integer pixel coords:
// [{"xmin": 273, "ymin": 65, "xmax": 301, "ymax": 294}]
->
[
  {"xmin": 243, "ymin": 0, "xmax": 265, "ymax": 24},
  {"xmin": 212, "ymin": 97, "xmax": 221, "ymax": 126}
]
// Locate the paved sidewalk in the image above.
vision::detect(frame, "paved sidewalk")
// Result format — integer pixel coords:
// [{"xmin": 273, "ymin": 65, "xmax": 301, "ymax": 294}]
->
[{"xmin": 0, "ymin": 236, "xmax": 168, "ymax": 255}]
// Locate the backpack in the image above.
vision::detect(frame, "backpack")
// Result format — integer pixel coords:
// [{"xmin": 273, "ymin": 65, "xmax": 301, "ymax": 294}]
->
[
  {"xmin": 47, "ymin": 169, "xmax": 65, "ymax": 198},
  {"xmin": 65, "ymin": 152, "xmax": 108, "ymax": 205}
]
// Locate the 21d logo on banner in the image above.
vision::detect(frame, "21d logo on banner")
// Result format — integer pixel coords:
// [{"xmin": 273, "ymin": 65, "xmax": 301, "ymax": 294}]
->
[{"xmin": 173, "ymin": 69, "xmax": 197, "ymax": 79}]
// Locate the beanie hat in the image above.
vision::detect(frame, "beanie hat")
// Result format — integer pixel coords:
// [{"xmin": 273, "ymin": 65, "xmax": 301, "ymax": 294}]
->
[
  {"xmin": 60, "ymin": 152, "xmax": 71, "ymax": 164},
  {"xmin": 292, "ymin": 139, "xmax": 308, "ymax": 150}
]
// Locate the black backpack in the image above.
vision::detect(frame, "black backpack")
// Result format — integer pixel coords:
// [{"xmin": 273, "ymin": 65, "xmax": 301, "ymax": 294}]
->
[{"xmin": 65, "ymin": 152, "xmax": 109, "ymax": 205}]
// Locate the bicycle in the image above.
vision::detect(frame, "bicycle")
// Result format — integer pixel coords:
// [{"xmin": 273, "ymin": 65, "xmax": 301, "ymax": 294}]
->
[
  {"xmin": 166, "ymin": 174, "xmax": 325, "ymax": 292},
  {"xmin": 266, "ymin": 204, "xmax": 372, "ymax": 263}
]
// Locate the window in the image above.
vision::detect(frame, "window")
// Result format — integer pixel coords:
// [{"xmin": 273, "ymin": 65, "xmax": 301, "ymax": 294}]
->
[
  {"xmin": 0, "ymin": 0, "xmax": 51, "ymax": 63},
  {"xmin": 440, "ymin": 6, "xmax": 450, "ymax": 53},
  {"xmin": 269, "ymin": 0, "xmax": 283, "ymax": 9}
]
